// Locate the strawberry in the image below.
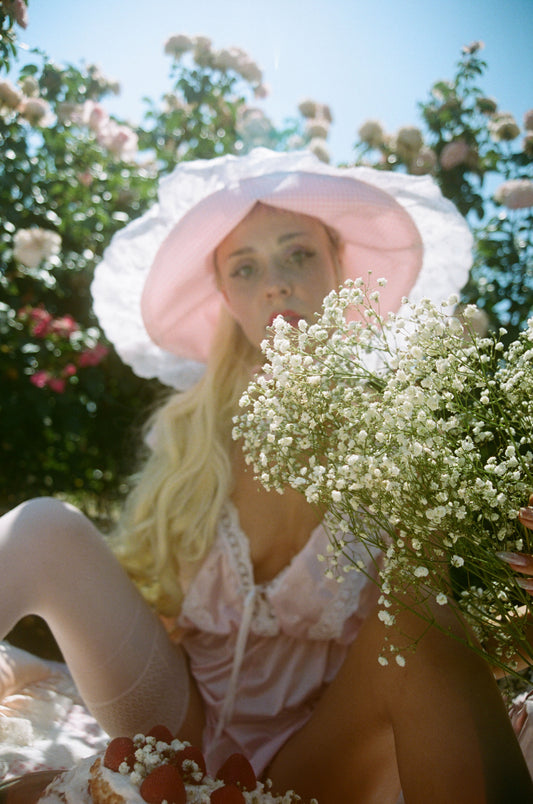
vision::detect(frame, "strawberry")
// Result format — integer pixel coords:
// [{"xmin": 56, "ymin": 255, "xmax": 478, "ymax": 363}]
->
[
  {"xmin": 140, "ymin": 764, "xmax": 186, "ymax": 804},
  {"xmin": 172, "ymin": 745, "xmax": 207, "ymax": 782},
  {"xmin": 146, "ymin": 724, "xmax": 174, "ymax": 744},
  {"xmin": 215, "ymin": 753, "xmax": 256, "ymax": 792},
  {"xmin": 210, "ymin": 784, "xmax": 246, "ymax": 803},
  {"xmin": 103, "ymin": 736, "xmax": 136, "ymax": 772}
]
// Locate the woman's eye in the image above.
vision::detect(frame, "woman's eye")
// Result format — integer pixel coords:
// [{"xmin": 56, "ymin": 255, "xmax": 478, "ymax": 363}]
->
[
  {"xmin": 285, "ymin": 248, "xmax": 314, "ymax": 266},
  {"xmin": 231, "ymin": 263, "xmax": 255, "ymax": 279}
]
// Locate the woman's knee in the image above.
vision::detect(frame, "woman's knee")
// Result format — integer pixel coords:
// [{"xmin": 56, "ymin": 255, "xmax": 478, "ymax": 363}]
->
[{"xmin": 1, "ymin": 497, "xmax": 98, "ymax": 555}]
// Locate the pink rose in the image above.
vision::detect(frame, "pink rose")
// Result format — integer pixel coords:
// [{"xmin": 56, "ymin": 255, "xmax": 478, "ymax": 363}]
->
[
  {"xmin": 50, "ymin": 315, "xmax": 78, "ymax": 338},
  {"xmin": 30, "ymin": 371, "xmax": 51, "ymax": 389},
  {"xmin": 78, "ymin": 343, "xmax": 108, "ymax": 367},
  {"xmin": 47, "ymin": 377, "xmax": 66, "ymax": 393},
  {"xmin": 62, "ymin": 363, "xmax": 77, "ymax": 378},
  {"xmin": 29, "ymin": 307, "xmax": 54, "ymax": 337}
]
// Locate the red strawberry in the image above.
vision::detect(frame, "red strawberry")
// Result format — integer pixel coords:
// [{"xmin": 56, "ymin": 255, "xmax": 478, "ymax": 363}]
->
[
  {"xmin": 146, "ymin": 724, "xmax": 174, "ymax": 744},
  {"xmin": 210, "ymin": 784, "xmax": 246, "ymax": 803},
  {"xmin": 140, "ymin": 764, "xmax": 186, "ymax": 804},
  {"xmin": 103, "ymin": 736, "xmax": 136, "ymax": 771},
  {"xmin": 215, "ymin": 753, "xmax": 256, "ymax": 792},
  {"xmin": 172, "ymin": 745, "xmax": 207, "ymax": 782}
]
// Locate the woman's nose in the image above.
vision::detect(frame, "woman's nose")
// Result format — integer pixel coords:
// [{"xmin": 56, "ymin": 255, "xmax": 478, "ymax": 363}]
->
[{"xmin": 263, "ymin": 262, "xmax": 290, "ymax": 298}]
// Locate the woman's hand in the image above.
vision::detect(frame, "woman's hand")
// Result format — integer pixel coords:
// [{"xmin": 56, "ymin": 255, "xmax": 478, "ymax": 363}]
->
[{"xmin": 498, "ymin": 494, "xmax": 533, "ymax": 594}]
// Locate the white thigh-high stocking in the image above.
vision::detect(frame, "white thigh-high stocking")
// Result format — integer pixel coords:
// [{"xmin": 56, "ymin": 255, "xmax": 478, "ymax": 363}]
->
[{"xmin": 0, "ymin": 498, "xmax": 190, "ymax": 737}]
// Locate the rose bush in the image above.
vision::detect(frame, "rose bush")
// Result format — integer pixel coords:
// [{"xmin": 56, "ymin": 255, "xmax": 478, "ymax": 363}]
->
[
  {"xmin": 352, "ymin": 41, "xmax": 532, "ymax": 345},
  {"xmin": 1, "ymin": 8, "xmax": 529, "ymax": 514},
  {"xmin": 0, "ymin": 4, "xmax": 313, "ymax": 510}
]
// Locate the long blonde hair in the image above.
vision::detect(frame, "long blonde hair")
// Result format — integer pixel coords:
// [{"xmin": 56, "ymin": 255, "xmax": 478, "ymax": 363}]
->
[
  {"xmin": 113, "ymin": 306, "xmax": 260, "ymax": 615},
  {"xmin": 113, "ymin": 205, "xmax": 344, "ymax": 615}
]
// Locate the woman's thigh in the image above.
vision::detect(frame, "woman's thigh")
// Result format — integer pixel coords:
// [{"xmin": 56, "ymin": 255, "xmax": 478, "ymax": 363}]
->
[{"xmin": 267, "ymin": 603, "xmax": 533, "ymax": 804}]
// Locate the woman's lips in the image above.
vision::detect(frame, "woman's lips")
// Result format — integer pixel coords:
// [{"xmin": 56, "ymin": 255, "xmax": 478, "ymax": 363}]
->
[{"xmin": 268, "ymin": 310, "xmax": 304, "ymax": 327}]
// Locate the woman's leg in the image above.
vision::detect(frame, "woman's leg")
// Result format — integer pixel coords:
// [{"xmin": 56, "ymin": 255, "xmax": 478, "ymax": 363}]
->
[
  {"xmin": 0, "ymin": 498, "xmax": 204, "ymax": 743},
  {"xmin": 267, "ymin": 603, "xmax": 533, "ymax": 804}
]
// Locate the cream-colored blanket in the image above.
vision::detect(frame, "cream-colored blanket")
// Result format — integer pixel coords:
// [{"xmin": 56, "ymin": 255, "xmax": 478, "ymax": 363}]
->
[{"xmin": 0, "ymin": 641, "xmax": 107, "ymax": 781}]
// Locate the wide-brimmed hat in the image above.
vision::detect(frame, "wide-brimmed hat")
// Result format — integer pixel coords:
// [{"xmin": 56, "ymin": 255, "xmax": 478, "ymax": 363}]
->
[{"xmin": 92, "ymin": 148, "xmax": 473, "ymax": 388}]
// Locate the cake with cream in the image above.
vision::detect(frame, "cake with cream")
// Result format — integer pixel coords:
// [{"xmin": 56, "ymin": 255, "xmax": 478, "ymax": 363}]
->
[{"xmin": 37, "ymin": 725, "xmax": 314, "ymax": 803}]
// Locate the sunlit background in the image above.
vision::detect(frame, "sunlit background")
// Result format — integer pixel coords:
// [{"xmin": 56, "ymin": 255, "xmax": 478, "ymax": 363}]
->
[{"xmin": 17, "ymin": 0, "xmax": 533, "ymax": 163}]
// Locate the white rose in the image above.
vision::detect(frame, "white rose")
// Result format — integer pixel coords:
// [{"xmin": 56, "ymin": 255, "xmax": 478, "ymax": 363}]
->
[
  {"xmin": 305, "ymin": 117, "xmax": 329, "ymax": 140},
  {"xmin": 13, "ymin": 228, "xmax": 62, "ymax": 269},
  {"xmin": 488, "ymin": 112, "xmax": 520, "ymax": 142},
  {"xmin": 494, "ymin": 178, "xmax": 533, "ymax": 210},
  {"xmin": 440, "ymin": 140, "xmax": 470, "ymax": 170},
  {"xmin": 358, "ymin": 119, "xmax": 385, "ymax": 149},
  {"xmin": 18, "ymin": 97, "xmax": 54, "ymax": 127},
  {"xmin": 308, "ymin": 138, "xmax": 330, "ymax": 163},
  {"xmin": 164, "ymin": 34, "xmax": 195, "ymax": 58},
  {"xmin": 298, "ymin": 98, "xmax": 318, "ymax": 119},
  {"xmin": 0, "ymin": 79, "xmax": 23, "ymax": 110},
  {"xmin": 395, "ymin": 126, "xmax": 423, "ymax": 160}
]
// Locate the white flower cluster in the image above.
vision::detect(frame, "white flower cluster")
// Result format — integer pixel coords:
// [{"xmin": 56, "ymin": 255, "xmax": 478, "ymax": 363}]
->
[
  {"xmin": 13, "ymin": 227, "xmax": 62, "ymax": 269},
  {"xmin": 164, "ymin": 34, "xmax": 267, "ymax": 95},
  {"xmin": 234, "ymin": 279, "xmax": 533, "ymax": 672}
]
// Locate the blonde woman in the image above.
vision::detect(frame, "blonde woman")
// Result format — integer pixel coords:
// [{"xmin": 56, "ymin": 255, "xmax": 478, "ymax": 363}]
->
[{"xmin": 1, "ymin": 149, "xmax": 531, "ymax": 802}]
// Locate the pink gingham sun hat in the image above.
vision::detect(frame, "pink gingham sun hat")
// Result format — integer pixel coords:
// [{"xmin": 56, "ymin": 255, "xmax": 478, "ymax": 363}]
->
[{"xmin": 92, "ymin": 148, "xmax": 473, "ymax": 389}]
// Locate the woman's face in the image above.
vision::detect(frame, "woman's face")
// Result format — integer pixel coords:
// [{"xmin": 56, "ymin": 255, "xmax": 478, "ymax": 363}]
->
[{"xmin": 215, "ymin": 204, "xmax": 340, "ymax": 349}]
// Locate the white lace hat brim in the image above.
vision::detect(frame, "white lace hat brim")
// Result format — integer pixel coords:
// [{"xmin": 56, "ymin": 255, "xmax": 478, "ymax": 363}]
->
[{"xmin": 92, "ymin": 148, "xmax": 473, "ymax": 389}]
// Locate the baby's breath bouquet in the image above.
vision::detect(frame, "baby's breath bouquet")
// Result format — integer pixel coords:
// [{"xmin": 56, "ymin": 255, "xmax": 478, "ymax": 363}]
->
[{"xmin": 233, "ymin": 278, "xmax": 533, "ymax": 675}]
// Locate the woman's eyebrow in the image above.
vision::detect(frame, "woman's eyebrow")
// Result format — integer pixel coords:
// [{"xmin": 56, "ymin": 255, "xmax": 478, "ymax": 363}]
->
[
  {"xmin": 226, "ymin": 232, "xmax": 306, "ymax": 260},
  {"xmin": 226, "ymin": 231, "xmax": 307, "ymax": 260}
]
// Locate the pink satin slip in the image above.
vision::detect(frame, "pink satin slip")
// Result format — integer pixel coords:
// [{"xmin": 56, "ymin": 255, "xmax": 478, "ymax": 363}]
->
[{"xmin": 167, "ymin": 500, "xmax": 380, "ymax": 776}]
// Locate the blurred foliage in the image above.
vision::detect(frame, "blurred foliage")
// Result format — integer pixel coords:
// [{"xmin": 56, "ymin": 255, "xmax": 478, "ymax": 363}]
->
[{"xmin": 0, "ymin": 13, "xmax": 531, "ymax": 513}]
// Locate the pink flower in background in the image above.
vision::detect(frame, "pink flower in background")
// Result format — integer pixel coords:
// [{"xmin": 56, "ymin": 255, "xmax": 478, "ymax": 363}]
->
[
  {"xmin": 47, "ymin": 377, "xmax": 66, "ymax": 393},
  {"xmin": 28, "ymin": 307, "xmax": 53, "ymax": 337},
  {"xmin": 30, "ymin": 371, "xmax": 51, "ymax": 389},
  {"xmin": 83, "ymin": 101, "xmax": 108, "ymax": 132},
  {"xmin": 97, "ymin": 120, "xmax": 138, "ymax": 161},
  {"xmin": 494, "ymin": 179, "xmax": 533, "ymax": 210},
  {"xmin": 440, "ymin": 140, "xmax": 470, "ymax": 170},
  {"xmin": 62, "ymin": 363, "xmax": 77, "ymax": 378},
  {"xmin": 78, "ymin": 343, "xmax": 108, "ymax": 367},
  {"xmin": 50, "ymin": 315, "xmax": 79, "ymax": 338}
]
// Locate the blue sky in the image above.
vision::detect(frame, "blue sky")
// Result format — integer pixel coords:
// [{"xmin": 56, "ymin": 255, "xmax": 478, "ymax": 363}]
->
[{"xmin": 15, "ymin": 0, "xmax": 533, "ymax": 163}]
